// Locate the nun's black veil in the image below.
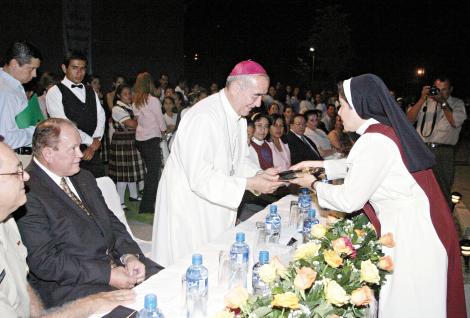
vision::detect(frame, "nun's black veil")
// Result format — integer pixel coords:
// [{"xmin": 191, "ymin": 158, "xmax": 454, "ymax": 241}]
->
[{"xmin": 349, "ymin": 74, "xmax": 435, "ymax": 172}]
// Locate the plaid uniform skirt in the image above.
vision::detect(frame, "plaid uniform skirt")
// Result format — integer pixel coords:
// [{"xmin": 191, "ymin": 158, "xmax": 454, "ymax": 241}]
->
[{"xmin": 108, "ymin": 130, "xmax": 145, "ymax": 182}]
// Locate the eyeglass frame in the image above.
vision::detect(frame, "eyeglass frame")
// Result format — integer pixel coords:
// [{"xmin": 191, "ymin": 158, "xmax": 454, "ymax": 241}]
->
[{"xmin": 0, "ymin": 162, "xmax": 24, "ymax": 179}]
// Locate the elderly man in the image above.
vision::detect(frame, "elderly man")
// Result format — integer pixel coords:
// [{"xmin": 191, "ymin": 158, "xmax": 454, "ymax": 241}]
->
[
  {"xmin": 0, "ymin": 41, "xmax": 42, "ymax": 166},
  {"xmin": 0, "ymin": 139, "xmax": 135, "ymax": 317},
  {"xmin": 16, "ymin": 118, "xmax": 162, "ymax": 308},
  {"xmin": 152, "ymin": 60, "xmax": 284, "ymax": 266}
]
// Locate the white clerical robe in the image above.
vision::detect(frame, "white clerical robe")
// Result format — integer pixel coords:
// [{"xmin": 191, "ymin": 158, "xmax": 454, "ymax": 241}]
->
[
  {"xmin": 151, "ymin": 90, "xmax": 259, "ymax": 266},
  {"xmin": 317, "ymin": 119, "xmax": 447, "ymax": 318}
]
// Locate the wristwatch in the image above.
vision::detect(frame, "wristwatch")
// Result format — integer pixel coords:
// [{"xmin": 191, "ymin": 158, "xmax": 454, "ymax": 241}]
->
[
  {"xmin": 120, "ymin": 253, "xmax": 139, "ymax": 265},
  {"xmin": 440, "ymin": 101, "xmax": 451, "ymax": 111}
]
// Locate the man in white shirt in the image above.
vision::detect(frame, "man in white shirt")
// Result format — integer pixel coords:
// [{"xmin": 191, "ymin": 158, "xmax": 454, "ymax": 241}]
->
[
  {"xmin": 46, "ymin": 51, "xmax": 105, "ymax": 177},
  {"xmin": 151, "ymin": 60, "xmax": 285, "ymax": 266},
  {"xmin": 0, "ymin": 41, "xmax": 41, "ymax": 165},
  {"xmin": 407, "ymin": 76, "xmax": 467, "ymax": 206}
]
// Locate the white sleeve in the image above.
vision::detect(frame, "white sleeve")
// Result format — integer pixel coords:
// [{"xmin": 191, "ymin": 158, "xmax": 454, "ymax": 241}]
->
[
  {"xmin": 316, "ymin": 133, "xmax": 397, "ymax": 213},
  {"xmin": 46, "ymin": 86, "xmax": 93, "ymax": 145},
  {"xmin": 324, "ymin": 158, "xmax": 348, "ymax": 180},
  {"xmin": 112, "ymin": 106, "xmax": 131, "ymax": 123},
  {"xmin": 451, "ymin": 98, "xmax": 467, "ymax": 128},
  {"xmin": 92, "ymin": 92, "xmax": 105, "ymax": 139},
  {"xmin": 176, "ymin": 113, "xmax": 246, "ymax": 209}
]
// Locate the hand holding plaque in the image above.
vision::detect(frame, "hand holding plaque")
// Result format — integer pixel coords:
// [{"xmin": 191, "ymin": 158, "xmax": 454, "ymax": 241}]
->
[{"xmin": 278, "ymin": 167, "xmax": 326, "ymax": 181}]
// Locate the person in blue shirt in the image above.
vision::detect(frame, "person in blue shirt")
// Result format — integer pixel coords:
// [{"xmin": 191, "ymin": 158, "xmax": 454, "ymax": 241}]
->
[{"xmin": 0, "ymin": 41, "xmax": 42, "ymax": 152}]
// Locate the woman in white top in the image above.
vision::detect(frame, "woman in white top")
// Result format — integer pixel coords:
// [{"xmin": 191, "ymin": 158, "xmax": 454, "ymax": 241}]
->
[
  {"xmin": 290, "ymin": 74, "xmax": 465, "ymax": 318},
  {"xmin": 266, "ymin": 113, "xmax": 290, "ymax": 171}
]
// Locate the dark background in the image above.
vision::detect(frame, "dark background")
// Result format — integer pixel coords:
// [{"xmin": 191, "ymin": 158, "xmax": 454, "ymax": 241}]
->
[{"xmin": 1, "ymin": 0, "xmax": 469, "ymax": 100}]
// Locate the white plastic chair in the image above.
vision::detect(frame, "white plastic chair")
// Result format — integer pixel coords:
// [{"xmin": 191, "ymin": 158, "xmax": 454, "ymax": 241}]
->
[{"xmin": 95, "ymin": 176, "xmax": 152, "ymax": 256}]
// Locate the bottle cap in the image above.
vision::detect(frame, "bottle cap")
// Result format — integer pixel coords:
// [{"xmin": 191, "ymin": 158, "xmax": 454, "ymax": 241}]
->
[
  {"xmin": 236, "ymin": 232, "xmax": 245, "ymax": 242},
  {"xmin": 192, "ymin": 253, "xmax": 203, "ymax": 265},
  {"xmin": 259, "ymin": 250, "xmax": 269, "ymax": 263},
  {"xmin": 300, "ymin": 187, "xmax": 309, "ymax": 194},
  {"xmin": 144, "ymin": 293, "xmax": 157, "ymax": 310},
  {"xmin": 270, "ymin": 204, "xmax": 277, "ymax": 214},
  {"xmin": 308, "ymin": 208, "xmax": 316, "ymax": 217}
]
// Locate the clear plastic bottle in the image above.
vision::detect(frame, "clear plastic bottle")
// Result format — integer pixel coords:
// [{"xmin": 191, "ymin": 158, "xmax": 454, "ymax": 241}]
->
[
  {"xmin": 252, "ymin": 250, "xmax": 271, "ymax": 296},
  {"xmin": 229, "ymin": 232, "xmax": 250, "ymax": 288},
  {"xmin": 302, "ymin": 208, "xmax": 319, "ymax": 243},
  {"xmin": 265, "ymin": 204, "xmax": 281, "ymax": 243},
  {"xmin": 137, "ymin": 294, "xmax": 164, "ymax": 318},
  {"xmin": 297, "ymin": 188, "xmax": 311, "ymax": 232},
  {"xmin": 185, "ymin": 254, "xmax": 208, "ymax": 318}
]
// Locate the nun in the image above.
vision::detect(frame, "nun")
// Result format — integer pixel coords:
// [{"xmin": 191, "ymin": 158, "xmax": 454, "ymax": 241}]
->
[{"xmin": 290, "ymin": 74, "xmax": 465, "ymax": 317}]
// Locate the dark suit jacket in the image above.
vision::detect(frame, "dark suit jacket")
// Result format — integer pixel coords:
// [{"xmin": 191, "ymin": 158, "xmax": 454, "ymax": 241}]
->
[
  {"xmin": 16, "ymin": 161, "xmax": 163, "ymax": 308},
  {"xmin": 286, "ymin": 130, "xmax": 323, "ymax": 165}
]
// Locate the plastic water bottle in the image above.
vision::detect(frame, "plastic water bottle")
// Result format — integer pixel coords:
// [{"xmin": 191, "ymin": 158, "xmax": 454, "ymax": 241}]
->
[
  {"xmin": 297, "ymin": 188, "xmax": 311, "ymax": 232},
  {"xmin": 185, "ymin": 254, "xmax": 208, "ymax": 318},
  {"xmin": 303, "ymin": 208, "xmax": 319, "ymax": 243},
  {"xmin": 252, "ymin": 250, "xmax": 271, "ymax": 296},
  {"xmin": 229, "ymin": 232, "xmax": 250, "ymax": 288},
  {"xmin": 265, "ymin": 204, "xmax": 281, "ymax": 243},
  {"xmin": 137, "ymin": 294, "xmax": 164, "ymax": 318}
]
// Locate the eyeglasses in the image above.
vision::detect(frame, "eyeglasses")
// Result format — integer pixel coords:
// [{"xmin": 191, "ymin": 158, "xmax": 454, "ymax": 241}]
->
[{"xmin": 0, "ymin": 162, "xmax": 24, "ymax": 180}]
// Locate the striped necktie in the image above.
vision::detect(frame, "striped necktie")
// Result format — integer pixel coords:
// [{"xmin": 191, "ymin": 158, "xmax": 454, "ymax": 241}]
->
[
  {"xmin": 60, "ymin": 177, "xmax": 91, "ymax": 216},
  {"xmin": 301, "ymin": 135, "xmax": 320, "ymax": 157}
]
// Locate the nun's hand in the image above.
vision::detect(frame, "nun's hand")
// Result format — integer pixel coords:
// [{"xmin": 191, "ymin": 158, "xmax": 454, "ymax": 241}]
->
[
  {"xmin": 289, "ymin": 173, "xmax": 317, "ymax": 189},
  {"xmin": 290, "ymin": 160, "xmax": 324, "ymax": 171}
]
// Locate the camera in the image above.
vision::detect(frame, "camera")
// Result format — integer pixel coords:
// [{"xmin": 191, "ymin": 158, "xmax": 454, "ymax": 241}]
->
[{"xmin": 429, "ymin": 85, "xmax": 440, "ymax": 96}]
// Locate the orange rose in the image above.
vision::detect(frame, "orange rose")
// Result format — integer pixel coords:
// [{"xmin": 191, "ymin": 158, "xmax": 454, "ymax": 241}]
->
[
  {"xmin": 378, "ymin": 256, "xmax": 394, "ymax": 272},
  {"xmin": 224, "ymin": 286, "xmax": 249, "ymax": 309},
  {"xmin": 379, "ymin": 232, "xmax": 395, "ymax": 248},
  {"xmin": 350, "ymin": 286, "xmax": 374, "ymax": 306},
  {"xmin": 324, "ymin": 250, "xmax": 343, "ymax": 268},
  {"xmin": 354, "ymin": 229, "xmax": 365, "ymax": 237},
  {"xmin": 293, "ymin": 267, "xmax": 317, "ymax": 290}
]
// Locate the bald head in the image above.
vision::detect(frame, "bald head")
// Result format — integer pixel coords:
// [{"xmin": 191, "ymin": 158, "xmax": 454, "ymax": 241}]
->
[{"xmin": 0, "ymin": 142, "xmax": 29, "ymax": 221}]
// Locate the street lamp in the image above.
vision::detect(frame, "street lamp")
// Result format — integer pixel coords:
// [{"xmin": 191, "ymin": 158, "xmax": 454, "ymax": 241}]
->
[
  {"xmin": 415, "ymin": 67, "xmax": 425, "ymax": 97},
  {"xmin": 309, "ymin": 47, "xmax": 315, "ymax": 88}
]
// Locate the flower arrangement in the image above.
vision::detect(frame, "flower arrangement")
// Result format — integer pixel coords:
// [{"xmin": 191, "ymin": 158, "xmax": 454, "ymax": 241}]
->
[{"xmin": 213, "ymin": 213, "xmax": 394, "ymax": 318}]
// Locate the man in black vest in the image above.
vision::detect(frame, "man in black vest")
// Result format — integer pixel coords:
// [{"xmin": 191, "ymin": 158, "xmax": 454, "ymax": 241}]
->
[{"xmin": 46, "ymin": 51, "xmax": 105, "ymax": 177}]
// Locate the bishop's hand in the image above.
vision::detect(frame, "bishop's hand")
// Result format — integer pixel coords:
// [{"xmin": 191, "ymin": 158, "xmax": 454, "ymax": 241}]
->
[{"xmin": 247, "ymin": 168, "xmax": 285, "ymax": 194}]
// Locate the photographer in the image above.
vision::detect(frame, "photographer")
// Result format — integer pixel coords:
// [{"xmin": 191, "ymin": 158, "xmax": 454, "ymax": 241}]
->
[{"xmin": 407, "ymin": 76, "xmax": 467, "ymax": 207}]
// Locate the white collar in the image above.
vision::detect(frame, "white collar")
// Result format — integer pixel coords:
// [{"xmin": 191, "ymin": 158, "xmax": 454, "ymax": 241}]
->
[
  {"xmin": 251, "ymin": 138, "xmax": 265, "ymax": 146},
  {"xmin": 356, "ymin": 118, "xmax": 380, "ymax": 135},
  {"xmin": 62, "ymin": 76, "xmax": 83, "ymax": 88},
  {"xmin": 220, "ymin": 89, "xmax": 241, "ymax": 122},
  {"xmin": 33, "ymin": 157, "xmax": 67, "ymax": 187}
]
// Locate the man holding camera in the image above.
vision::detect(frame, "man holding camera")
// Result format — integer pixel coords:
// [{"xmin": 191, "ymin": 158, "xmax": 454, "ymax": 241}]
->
[{"xmin": 407, "ymin": 76, "xmax": 467, "ymax": 207}]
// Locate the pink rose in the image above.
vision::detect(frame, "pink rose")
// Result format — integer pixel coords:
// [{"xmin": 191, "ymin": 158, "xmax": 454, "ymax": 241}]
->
[
  {"xmin": 378, "ymin": 256, "xmax": 394, "ymax": 272},
  {"xmin": 332, "ymin": 236, "xmax": 356, "ymax": 258},
  {"xmin": 293, "ymin": 267, "xmax": 317, "ymax": 290},
  {"xmin": 350, "ymin": 285, "xmax": 374, "ymax": 306},
  {"xmin": 379, "ymin": 233, "xmax": 395, "ymax": 248}
]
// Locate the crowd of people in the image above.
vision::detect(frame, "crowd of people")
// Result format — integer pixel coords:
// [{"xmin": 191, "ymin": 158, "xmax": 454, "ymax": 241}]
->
[{"xmin": 0, "ymin": 40, "xmax": 468, "ymax": 317}]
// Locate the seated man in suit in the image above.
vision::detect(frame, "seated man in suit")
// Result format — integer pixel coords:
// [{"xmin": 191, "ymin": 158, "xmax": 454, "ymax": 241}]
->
[
  {"xmin": 286, "ymin": 113, "xmax": 323, "ymax": 164},
  {"xmin": 17, "ymin": 118, "xmax": 163, "ymax": 308}
]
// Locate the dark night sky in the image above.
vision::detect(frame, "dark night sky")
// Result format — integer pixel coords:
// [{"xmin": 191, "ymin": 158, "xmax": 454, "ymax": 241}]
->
[
  {"xmin": 1, "ymin": 0, "xmax": 469, "ymax": 99},
  {"xmin": 184, "ymin": 0, "xmax": 470, "ymax": 98}
]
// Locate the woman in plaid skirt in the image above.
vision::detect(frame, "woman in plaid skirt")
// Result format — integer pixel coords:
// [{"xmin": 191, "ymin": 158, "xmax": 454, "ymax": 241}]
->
[{"xmin": 108, "ymin": 84, "xmax": 144, "ymax": 208}]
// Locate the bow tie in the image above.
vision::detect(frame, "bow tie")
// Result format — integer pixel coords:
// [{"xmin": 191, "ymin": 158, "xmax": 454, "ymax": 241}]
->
[{"xmin": 71, "ymin": 84, "xmax": 84, "ymax": 89}]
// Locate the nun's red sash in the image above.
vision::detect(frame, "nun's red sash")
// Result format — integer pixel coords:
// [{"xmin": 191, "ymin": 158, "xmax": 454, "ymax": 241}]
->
[{"xmin": 361, "ymin": 123, "xmax": 466, "ymax": 318}]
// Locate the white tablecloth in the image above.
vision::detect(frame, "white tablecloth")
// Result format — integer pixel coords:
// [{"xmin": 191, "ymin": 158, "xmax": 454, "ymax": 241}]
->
[{"xmin": 91, "ymin": 194, "xmax": 335, "ymax": 317}]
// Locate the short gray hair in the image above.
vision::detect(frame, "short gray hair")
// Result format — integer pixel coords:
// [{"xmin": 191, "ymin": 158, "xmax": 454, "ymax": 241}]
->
[{"xmin": 226, "ymin": 74, "xmax": 270, "ymax": 89}]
